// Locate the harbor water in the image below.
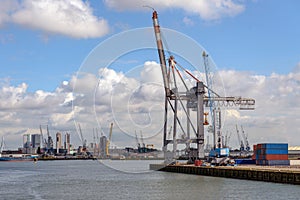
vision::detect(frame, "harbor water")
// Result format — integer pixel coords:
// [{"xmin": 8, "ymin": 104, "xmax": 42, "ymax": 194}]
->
[{"xmin": 0, "ymin": 160, "xmax": 300, "ymax": 200}]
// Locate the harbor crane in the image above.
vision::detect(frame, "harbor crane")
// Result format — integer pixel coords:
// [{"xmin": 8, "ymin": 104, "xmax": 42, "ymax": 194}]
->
[
  {"xmin": 0, "ymin": 136, "xmax": 5, "ymax": 154},
  {"xmin": 106, "ymin": 123, "xmax": 113, "ymax": 157},
  {"xmin": 46, "ymin": 125, "xmax": 53, "ymax": 154},
  {"xmin": 235, "ymin": 125, "xmax": 245, "ymax": 151},
  {"xmin": 241, "ymin": 125, "xmax": 250, "ymax": 151},
  {"xmin": 78, "ymin": 123, "xmax": 87, "ymax": 151},
  {"xmin": 152, "ymin": 10, "xmax": 255, "ymax": 162},
  {"xmin": 135, "ymin": 130, "xmax": 141, "ymax": 149},
  {"xmin": 140, "ymin": 131, "xmax": 146, "ymax": 149}
]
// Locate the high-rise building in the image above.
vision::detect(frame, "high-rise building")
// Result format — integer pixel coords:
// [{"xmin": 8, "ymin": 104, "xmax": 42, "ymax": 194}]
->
[
  {"xmin": 64, "ymin": 133, "xmax": 70, "ymax": 154},
  {"xmin": 56, "ymin": 132, "xmax": 62, "ymax": 154},
  {"xmin": 100, "ymin": 136, "xmax": 107, "ymax": 158},
  {"xmin": 31, "ymin": 134, "xmax": 41, "ymax": 148},
  {"xmin": 23, "ymin": 134, "xmax": 31, "ymax": 149}
]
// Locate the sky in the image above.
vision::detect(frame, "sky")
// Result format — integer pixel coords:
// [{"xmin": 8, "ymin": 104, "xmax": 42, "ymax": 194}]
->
[{"xmin": 0, "ymin": 0, "xmax": 299, "ymax": 150}]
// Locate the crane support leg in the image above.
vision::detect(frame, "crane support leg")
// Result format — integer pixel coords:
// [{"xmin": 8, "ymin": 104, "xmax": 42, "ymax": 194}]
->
[{"xmin": 196, "ymin": 82, "xmax": 205, "ymax": 159}]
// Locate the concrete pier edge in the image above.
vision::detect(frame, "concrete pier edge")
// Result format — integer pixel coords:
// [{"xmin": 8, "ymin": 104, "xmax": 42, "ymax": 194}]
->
[{"xmin": 149, "ymin": 164, "xmax": 300, "ymax": 185}]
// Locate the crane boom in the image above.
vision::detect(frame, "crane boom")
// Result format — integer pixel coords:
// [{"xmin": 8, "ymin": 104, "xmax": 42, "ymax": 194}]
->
[{"xmin": 152, "ymin": 10, "xmax": 170, "ymax": 97}]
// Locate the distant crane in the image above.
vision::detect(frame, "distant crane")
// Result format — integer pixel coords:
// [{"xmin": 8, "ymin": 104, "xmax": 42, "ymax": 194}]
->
[
  {"xmin": 241, "ymin": 125, "xmax": 250, "ymax": 151},
  {"xmin": 235, "ymin": 125, "xmax": 245, "ymax": 151},
  {"xmin": 140, "ymin": 131, "xmax": 145, "ymax": 148},
  {"xmin": 135, "ymin": 130, "xmax": 141, "ymax": 151},
  {"xmin": 0, "ymin": 136, "xmax": 5, "ymax": 153},
  {"xmin": 93, "ymin": 128, "xmax": 96, "ymax": 144},
  {"xmin": 46, "ymin": 125, "xmax": 53, "ymax": 154},
  {"xmin": 223, "ymin": 131, "xmax": 232, "ymax": 148},
  {"xmin": 78, "ymin": 123, "xmax": 87, "ymax": 151},
  {"xmin": 106, "ymin": 123, "xmax": 113, "ymax": 157}
]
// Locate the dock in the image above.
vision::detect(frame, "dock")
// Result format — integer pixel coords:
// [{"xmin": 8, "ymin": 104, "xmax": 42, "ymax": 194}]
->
[{"xmin": 149, "ymin": 164, "xmax": 300, "ymax": 185}]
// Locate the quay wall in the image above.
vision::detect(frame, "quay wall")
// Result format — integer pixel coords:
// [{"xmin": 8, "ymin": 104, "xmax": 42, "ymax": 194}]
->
[{"xmin": 149, "ymin": 164, "xmax": 300, "ymax": 185}]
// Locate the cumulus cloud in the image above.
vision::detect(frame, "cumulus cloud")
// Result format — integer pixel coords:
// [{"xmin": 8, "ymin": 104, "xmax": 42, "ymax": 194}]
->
[
  {"xmin": 104, "ymin": 0, "xmax": 245, "ymax": 20},
  {"xmin": 1, "ymin": 61, "xmax": 300, "ymax": 148},
  {"xmin": 0, "ymin": 0, "xmax": 109, "ymax": 38},
  {"xmin": 0, "ymin": 0, "xmax": 19, "ymax": 27},
  {"xmin": 218, "ymin": 69, "xmax": 300, "ymax": 147}
]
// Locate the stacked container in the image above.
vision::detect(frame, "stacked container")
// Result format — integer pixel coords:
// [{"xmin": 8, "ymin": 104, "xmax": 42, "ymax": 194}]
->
[{"xmin": 255, "ymin": 143, "xmax": 289, "ymax": 166}]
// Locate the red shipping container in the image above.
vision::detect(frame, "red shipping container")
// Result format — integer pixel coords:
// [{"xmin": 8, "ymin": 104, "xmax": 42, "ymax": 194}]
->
[
  {"xmin": 253, "ymin": 145, "xmax": 257, "ymax": 151},
  {"xmin": 264, "ymin": 154, "xmax": 288, "ymax": 160}
]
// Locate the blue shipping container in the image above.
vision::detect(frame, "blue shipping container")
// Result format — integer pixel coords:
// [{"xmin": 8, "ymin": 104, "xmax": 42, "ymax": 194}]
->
[
  {"xmin": 255, "ymin": 148, "xmax": 288, "ymax": 155},
  {"xmin": 264, "ymin": 149, "xmax": 288, "ymax": 155},
  {"xmin": 260, "ymin": 143, "xmax": 288, "ymax": 149}
]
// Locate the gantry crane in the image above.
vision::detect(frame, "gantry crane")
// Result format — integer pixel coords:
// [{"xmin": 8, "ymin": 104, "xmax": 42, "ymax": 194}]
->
[
  {"xmin": 152, "ymin": 10, "xmax": 255, "ymax": 162},
  {"xmin": 203, "ymin": 52, "xmax": 223, "ymax": 150}
]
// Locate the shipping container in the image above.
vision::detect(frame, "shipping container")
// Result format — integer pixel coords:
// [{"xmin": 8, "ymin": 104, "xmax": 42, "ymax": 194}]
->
[
  {"xmin": 264, "ymin": 149, "xmax": 288, "ymax": 155},
  {"xmin": 260, "ymin": 143, "xmax": 288, "ymax": 149},
  {"xmin": 258, "ymin": 154, "xmax": 288, "ymax": 160},
  {"xmin": 256, "ymin": 148, "xmax": 288, "ymax": 155},
  {"xmin": 256, "ymin": 159, "xmax": 290, "ymax": 166},
  {"xmin": 257, "ymin": 144, "xmax": 263, "ymax": 149},
  {"xmin": 253, "ymin": 144, "xmax": 257, "ymax": 151},
  {"xmin": 265, "ymin": 160, "xmax": 290, "ymax": 166}
]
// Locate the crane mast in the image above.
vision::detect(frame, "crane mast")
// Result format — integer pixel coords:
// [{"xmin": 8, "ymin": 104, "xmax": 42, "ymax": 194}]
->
[{"xmin": 152, "ymin": 11, "xmax": 170, "ymax": 97}]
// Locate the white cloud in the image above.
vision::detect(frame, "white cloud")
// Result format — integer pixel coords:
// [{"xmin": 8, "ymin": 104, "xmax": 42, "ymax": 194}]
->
[
  {"xmin": 104, "ymin": 0, "xmax": 245, "ymax": 20},
  {"xmin": 0, "ymin": 0, "xmax": 19, "ymax": 27},
  {"xmin": 1, "ymin": 62, "xmax": 300, "ymax": 148},
  {"xmin": 218, "ymin": 69, "xmax": 300, "ymax": 147},
  {"xmin": 0, "ymin": 0, "xmax": 109, "ymax": 38}
]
